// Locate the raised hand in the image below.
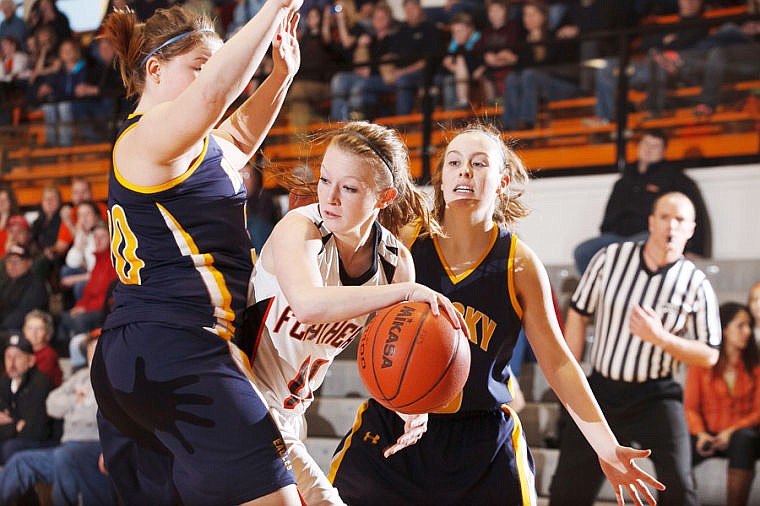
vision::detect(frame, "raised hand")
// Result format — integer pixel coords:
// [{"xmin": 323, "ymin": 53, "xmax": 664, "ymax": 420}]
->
[
  {"xmin": 599, "ymin": 445, "xmax": 665, "ymax": 506},
  {"xmin": 272, "ymin": 9, "xmax": 300, "ymax": 78}
]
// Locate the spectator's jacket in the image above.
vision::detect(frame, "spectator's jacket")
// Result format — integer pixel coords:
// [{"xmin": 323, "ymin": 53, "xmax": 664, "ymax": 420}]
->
[
  {"xmin": 46, "ymin": 367, "xmax": 99, "ymax": 442},
  {"xmin": 74, "ymin": 248, "xmax": 117, "ymax": 314},
  {"xmin": 43, "ymin": 59, "xmax": 90, "ymax": 102},
  {"xmin": 0, "ymin": 270, "xmax": 49, "ymax": 331},
  {"xmin": 0, "ymin": 367, "xmax": 52, "ymax": 441},
  {"xmin": 599, "ymin": 161, "xmax": 711, "ymax": 257},
  {"xmin": 34, "ymin": 345, "xmax": 63, "ymax": 388},
  {"xmin": 684, "ymin": 362, "xmax": 760, "ymax": 435},
  {"xmin": 393, "ymin": 19, "xmax": 443, "ymax": 70}
]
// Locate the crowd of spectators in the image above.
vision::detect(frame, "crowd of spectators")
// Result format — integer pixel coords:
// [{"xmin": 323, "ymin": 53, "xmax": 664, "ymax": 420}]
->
[
  {"xmin": 0, "ymin": 1, "xmax": 757, "ymax": 503},
  {"xmin": 1, "ymin": 0, "xmax": 757, "ymax": 137}
]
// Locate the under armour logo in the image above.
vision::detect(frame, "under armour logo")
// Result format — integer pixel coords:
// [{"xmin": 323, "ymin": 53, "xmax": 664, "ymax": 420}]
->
[{"xmin": 363, "ymin": 432, "xmax": 380, "ymax": 444}]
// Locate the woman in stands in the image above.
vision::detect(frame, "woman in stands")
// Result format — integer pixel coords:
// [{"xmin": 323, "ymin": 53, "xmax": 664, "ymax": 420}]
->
[
  {"xmin": 90, "ymin": 2, "xmax": 304, "ymax": 505},
  {"xmin": 330, "ymin": 123, "xmax": 664, "ymax": 506},
  {"xmin": 685, "ymin": 302, "xmax": 760, "ymax": 506},
  {"xmin": 0, "ymin": 185, "xmax": 21, "ymax": 258}
]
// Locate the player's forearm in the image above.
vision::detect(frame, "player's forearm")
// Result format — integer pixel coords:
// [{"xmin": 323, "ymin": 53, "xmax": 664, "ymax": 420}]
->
[
  {"xmin": 194, "ymin": 0, "xmax": 291, "ymax": 109},
  {"xmin": 546, "ymin": 359, "xmax": 620, "ymax": 463},
  {"xmin": 220, "ymin": 70, "xmax": 293, "ymax": 157},
  {"xmin": 287, "ymin": 283, "xmax": 413, "ymax": 325}
]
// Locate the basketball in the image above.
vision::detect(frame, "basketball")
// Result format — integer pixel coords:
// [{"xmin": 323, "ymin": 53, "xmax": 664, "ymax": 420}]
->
[{"xmin": 357, "ymin": 301, "xmax": 471, "ymax": 414}]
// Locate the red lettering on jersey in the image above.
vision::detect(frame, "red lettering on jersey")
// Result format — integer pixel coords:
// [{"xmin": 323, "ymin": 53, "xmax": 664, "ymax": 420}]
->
[
  {"xmin": 331, "ymin": 322, "xmax": 360, "ymax": 349},
  {"xmin": 273, "ymin": 306, "xmax": 295, "ymax": 333},
  {"xmin": 289, "ymin": 320, "xmax": 306, "ymax": 340}
]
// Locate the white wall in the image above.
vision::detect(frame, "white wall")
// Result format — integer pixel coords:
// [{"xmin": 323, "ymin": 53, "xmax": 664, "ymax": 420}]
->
[{"xmin": 513, "ymin": 164, "xmax": 760, "ymax": 265}]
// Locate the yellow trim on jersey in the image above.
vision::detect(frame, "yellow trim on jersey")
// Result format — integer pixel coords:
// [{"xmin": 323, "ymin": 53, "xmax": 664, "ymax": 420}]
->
[
  {"xmin": 433, "ymin": 225, "xmax": 498, "ymax": 285},
  {"xmin": 503, "ymin": 404, "xmax": 538, "ymax": 505},
  {"xmin": 327, "ymin": 400, "xmax": 370, "ymax": 483},
  {"xmin": 405, "ymin": 219, "xmax": 424, "ymax": 249},
  {"xmin": 507, "ymin": 233, "xmax": 523, "ymax": 319},
  {"xmin": 155, "ymin": 202, "xmax": 235, "ymax": 340},
  {"xmin": 112, "ymin": 113, "xmax": 210, "ymax": 194}
]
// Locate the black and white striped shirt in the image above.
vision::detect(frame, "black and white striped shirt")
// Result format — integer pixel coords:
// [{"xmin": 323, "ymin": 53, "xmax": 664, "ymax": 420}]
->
[{"xmin": 572, "ymin": 241, "xmax": 721, "ymax": 383}]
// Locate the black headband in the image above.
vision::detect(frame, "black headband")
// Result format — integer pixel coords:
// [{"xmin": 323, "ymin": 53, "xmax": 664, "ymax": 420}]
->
[{"xmin": 341, "ymin": 130, "xmax": 396, "ymax": 186}]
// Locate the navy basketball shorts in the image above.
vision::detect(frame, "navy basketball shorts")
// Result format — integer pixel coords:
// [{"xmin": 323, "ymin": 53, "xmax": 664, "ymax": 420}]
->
[
  {"xmin": 91, "ymin": 322, "xmax": 296, "ymax": 506},
  {"xmin": 329, "ymin": 398, "xmax": 537, "ymax": 506}
]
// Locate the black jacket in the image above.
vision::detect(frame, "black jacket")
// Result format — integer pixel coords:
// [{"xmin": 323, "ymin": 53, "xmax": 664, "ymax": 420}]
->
[
  {"xmin": 0, "ymin": 367, "xmax": 52, "ymax": 442},
  {"xmin": 600, "ymin": 161, "xmax": 711, "ymax": 257}
]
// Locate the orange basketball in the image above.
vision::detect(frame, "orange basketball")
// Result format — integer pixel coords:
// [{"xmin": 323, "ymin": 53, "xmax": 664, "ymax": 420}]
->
[{"xmin": 357, "ymin": 301, "xmax": 471, "ymax": 414}]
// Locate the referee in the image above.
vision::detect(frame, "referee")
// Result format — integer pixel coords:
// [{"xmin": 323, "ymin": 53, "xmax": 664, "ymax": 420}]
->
[{"xmin": 549, "ymin": 192, "xmax": 721, "ymax": 506}]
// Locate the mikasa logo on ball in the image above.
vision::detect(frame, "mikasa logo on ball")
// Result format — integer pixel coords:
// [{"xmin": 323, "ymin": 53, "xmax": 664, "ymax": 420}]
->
[{"xmin": 382, "ymin": 305, "xmax": 416, "ymax": 368}]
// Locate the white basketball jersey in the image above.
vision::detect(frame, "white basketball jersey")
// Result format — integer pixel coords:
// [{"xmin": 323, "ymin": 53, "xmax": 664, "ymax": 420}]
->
[{"xmin": 248, "ymin": 204, "xmax": 400, "ymax": 417}]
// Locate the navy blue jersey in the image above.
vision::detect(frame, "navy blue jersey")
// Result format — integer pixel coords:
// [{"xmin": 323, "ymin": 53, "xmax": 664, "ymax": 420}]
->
[
  {"xmin": 104, "ymin": 114, "xmax": 253, "ymax": 339},
  {"xmin": 410, "ymin": 226, "xmax": 522, "ymax": 411}
]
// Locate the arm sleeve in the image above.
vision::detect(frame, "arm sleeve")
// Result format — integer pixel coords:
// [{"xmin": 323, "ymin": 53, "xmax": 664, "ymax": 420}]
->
[
  {"xmin": 688, "ymin": 277, "xmax": 722, "ymax": 348},
  {"xmin": 16, "ymin": 375, "xmax": 51, "ymax": 441},
  {"xmin": 570, "ymin": 247, "xmax": 605, "ymax": 316}
]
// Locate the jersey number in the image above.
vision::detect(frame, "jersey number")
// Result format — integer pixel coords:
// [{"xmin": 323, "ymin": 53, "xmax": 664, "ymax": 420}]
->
[
  {"xmin": 108, "ymin": 205, "xmax": 145, "ymax": 285},
  {"xmin": 283, "ymin": 356, "xmax": 329, "ymax": 410}
]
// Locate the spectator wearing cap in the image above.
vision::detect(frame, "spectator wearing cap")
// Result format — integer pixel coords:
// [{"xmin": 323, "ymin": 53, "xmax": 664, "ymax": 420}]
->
[
  {"xmin": 0, "ymin": 332, "xmax": 115, "ymax": 506},
  {"xmin": 1, "ymin": 214, "xmax": 50, "ymax": 281},
  {"xmin": 0, "ymin": 244, "xmax": 48, "ymax": 338},
  {"xmin": 0, "ymin": 333, "xmax": 52, "ymax": 464}
]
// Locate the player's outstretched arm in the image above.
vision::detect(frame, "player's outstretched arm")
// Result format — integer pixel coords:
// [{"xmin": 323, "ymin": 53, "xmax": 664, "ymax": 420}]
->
[
  {"xmin": 217, "ymin": 10, "xmax": 300, "ymax": 160},
  {"xmin": 514, "ymin": 240, "xmax": 665, "ymax": 505},
  {"xmin": 133, "ymin": 0, "xmax": 301, "ymax": 169}
]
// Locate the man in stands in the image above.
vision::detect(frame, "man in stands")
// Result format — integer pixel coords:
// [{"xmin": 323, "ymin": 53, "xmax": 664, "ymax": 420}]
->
[
  {"xmin": 0, "ymin": 244, "xmax": 48, "ymax": 336},
  {"xmin": 573, "ymin": 129, "xmax": 710, "ymax": 275},
  {"xmin": 0, "ymin": 333, "xmax": 52, "ymax": 463}
]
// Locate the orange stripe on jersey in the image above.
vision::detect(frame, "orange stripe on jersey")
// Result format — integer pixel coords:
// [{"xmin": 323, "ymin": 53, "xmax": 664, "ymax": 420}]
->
[
  {"xmin": 507, "ymin": 233, "xmax": 523, "ymax": 320},
  {"xmin": 156, "ymin": 203, "xmax": 235, "ymax": 339},
  {"xmin": 327, "ymin": 400, "xmax": 370, "ymax": 484},
  {"xmin": 502, "ymin": 404, "xmax": 537, "ymax": 505},
  {"xmin": 433, "ymin": 225, "xmax": 498, "ymax": 285}
]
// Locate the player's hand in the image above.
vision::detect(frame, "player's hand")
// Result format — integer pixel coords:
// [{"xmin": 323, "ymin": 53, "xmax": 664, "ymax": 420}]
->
[
  {"xmin": 629, "ymin": 305, "xmax": 666, "ymax": 347},
  {"xmin": 383, "ymin": 412, "xmax": 428, "ymax": 458},
  {"xmin": 406, "ymin": 283, "xmax": 465, "ymax": 334},
  {"xmin": 272, "ymin": 9, "xmax": 300, "ymax": 78},
  {"xmin": 598, "ymin": 445, "xmax": 665, "ymax": 506}
]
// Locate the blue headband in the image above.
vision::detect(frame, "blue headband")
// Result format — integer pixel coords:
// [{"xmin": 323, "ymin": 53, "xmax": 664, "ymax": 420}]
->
[{"xmin": 140, "ymin": 28, "xmax": 215, "ymax": 68}]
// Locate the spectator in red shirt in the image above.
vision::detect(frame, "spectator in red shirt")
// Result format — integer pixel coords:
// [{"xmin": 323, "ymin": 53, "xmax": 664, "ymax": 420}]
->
[
  {"xmin": 684, "ymin": 302, "xmax": 760, "ymax": 506},
  {"xmin": 21, "ymin": 309, "xmax": 62, "ymax": 387},
  {"xmin": 55, "ymin": 222, "xmax": 115, "ymax": 368},
  {"xmin": 0, "ymin": 187, "xmax": 20, "ymax": 259}
]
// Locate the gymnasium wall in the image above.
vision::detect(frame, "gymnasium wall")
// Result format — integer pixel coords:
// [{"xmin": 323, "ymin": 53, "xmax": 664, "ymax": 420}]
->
[{"xmin": 513, "ymin": 163, "xmax": 760, "ymax": 267}]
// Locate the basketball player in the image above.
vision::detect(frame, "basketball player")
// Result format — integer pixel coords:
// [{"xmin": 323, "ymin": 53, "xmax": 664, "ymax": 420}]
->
[
  {"xmin": 89, "ymin": 3, "xmax": 303, "ymax": 505},
  {"xmin": 237, "ymin": 121, "xmax": 465, "ymax": 505},
  {"xmin": 329, "ymin": 125, "xmax": 665, "ymax": 505}
]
